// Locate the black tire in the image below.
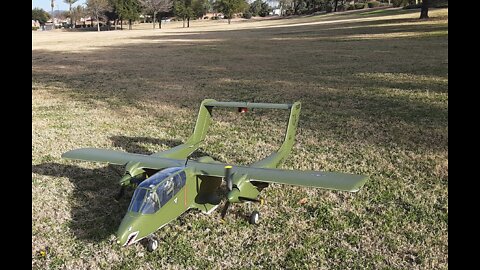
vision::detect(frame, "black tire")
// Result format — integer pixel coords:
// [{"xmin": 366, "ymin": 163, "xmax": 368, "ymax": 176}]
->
[
  {"xmin": 249, "ymin": 211, "xmax": 260, "ymax": 225},
  {"xmin": 147, "ymin": 238, "xmax": 158, "ymax": 252}
]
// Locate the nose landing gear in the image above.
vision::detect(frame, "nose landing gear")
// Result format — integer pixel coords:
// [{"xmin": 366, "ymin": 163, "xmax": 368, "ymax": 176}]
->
[{"xmin": 145, "ymin": 236, "xmax": 158, "ymax": 252}]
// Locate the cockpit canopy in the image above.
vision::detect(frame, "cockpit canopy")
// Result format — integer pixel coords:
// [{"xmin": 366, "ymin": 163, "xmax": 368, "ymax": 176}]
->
[{"xmin": 128, "ymin": 167, "xmax": 186, "ymax": 214}]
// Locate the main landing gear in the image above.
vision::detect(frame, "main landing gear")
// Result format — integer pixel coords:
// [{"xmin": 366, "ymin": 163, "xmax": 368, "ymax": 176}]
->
[
  {"xmin": 247, "ymin": 198, "xmax": 264, "ymax": 225},
  {"xmin": 249, "ymin": 211, "xmax": 260, "ymax": 225}
]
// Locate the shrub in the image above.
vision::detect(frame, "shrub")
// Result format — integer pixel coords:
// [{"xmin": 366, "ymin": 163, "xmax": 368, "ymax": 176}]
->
[
  {"xmin": 243, "ymin": 11, "xmax": 252, "ymax": 19},
  {"xmin": 367, "ymin": 1, "xmax": 380, "ymax": 8},
  {"xmin": 337, "ymin": 4, "xmax": 346, "ymax": 11},
  {"xmin": 32, "ymin": 26, "xmax": 39, "ymax": 31},
  {"xmin": 347, "ymin": 4, "xmax": 355, "ymax": 10},
  {"xmin": 403, "ymin": 3, "xmax": 422, "ymax": 9},
  {"xmin": 354, "ymin": 3, "xmax": 365, "ymax": 9},
  {"xmin": 326, "ymin": 5, "xmax": 333, "ymax": 13},
  {"xmin": 392, "ymin": 0, "xmax": 410, "ymax": 7}
]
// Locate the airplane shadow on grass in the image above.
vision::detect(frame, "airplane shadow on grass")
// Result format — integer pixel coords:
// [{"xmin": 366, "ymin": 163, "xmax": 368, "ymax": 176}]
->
[
  {"xmin": 32, "ymin": 162, "xmax": 131, "ymax": 243},
  {"xmin": 32, "ymin": 137, "xmax": 227, "ymax": 243}
]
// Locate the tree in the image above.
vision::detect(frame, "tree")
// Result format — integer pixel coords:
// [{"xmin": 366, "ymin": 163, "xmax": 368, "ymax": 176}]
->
[
  {"xmin": 174, "ymin": 0, "xmax": 194, "ymax": 27},
  {"xmin": 63, "ymin": 0, "xmax": 79, "ymax": 27},
  {"xmin": 420, "ymin": 0, "xmax": 429, "ymax": 19},
  {"xmin": 72, "ymin": 5, "xmax": 87, "ymax": 27},
  {"xmin": 249, "ymin": 0, "xmax": 262, "ymax": 16},
  {"xmin": 32, "ymin": 8, "xmax": 51, "ymax": 25},
  {"xmin": 87, "ymin": 0, "xmax": 110, "ymax": 31},
  {"xmin": 108, "ymin": 0, "xmax": 122, "ymax": 29},
  {"xmin": 192, "ymin": 0, "xmax": 207, "ymax": 19},
  {"xmin": 115, "ymin": 0, "xmax": 142, "ymax": 29},
  {"xmin": 140, "ymin": 0, "xmax": 173, "ymax": 29},
  {"xmin": 214, "ymin": 0, "xmax": 248, "ymax": 24}
]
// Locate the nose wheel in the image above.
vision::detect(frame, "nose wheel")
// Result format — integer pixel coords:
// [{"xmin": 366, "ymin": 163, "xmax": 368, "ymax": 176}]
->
[{"xmin": 146, "ymin": 237, "xmax": 158, "ymax": 252}]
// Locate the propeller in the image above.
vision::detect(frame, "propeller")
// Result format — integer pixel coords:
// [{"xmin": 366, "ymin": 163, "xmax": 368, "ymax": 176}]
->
[
  {"xmin": 220, "ymin": 166, "xmax": 233, "ymax": 219},
  {"xmin": 219, "ymin": 166, "xmax": 264, "ymax": 220},
  {"xmin": 113, "ymin": 167, "xmax": 146, "ymax": 201}
]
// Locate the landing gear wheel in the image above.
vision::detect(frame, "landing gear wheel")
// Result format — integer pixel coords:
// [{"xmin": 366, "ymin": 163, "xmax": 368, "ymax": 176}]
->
[
  {"xmin": 249, "ymin": 211, "xmax": 260, "ymax": 225},
  {"xmin": 147, "ymin": 238, "xmax": 158, "ymax": 252}
]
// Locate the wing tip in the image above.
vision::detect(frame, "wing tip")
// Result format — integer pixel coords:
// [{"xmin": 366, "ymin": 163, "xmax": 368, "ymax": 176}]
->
[{"xmin": 348, "ymin": 175, "xmax": 369, "ymax": 192}]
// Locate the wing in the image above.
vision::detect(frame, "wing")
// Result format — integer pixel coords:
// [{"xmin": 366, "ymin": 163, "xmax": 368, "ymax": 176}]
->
[
  {"xmin": 62, "ymin": 148, "xmax": 185, "ymax": 169},
  {"xmin": 189, "ymin": 161, "xmax": 368, "ymax": 192}
]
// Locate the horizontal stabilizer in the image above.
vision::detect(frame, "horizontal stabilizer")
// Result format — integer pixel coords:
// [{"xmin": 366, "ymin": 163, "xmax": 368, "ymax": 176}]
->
[{"xmin": 203, "ymin": 101, "xmax": 292, "ymax": 110}]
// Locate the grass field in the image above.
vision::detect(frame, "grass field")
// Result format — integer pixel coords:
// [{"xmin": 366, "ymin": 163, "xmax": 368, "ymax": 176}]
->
[{"xmin": 32, "ymin": 7, "xmax": 448, "ymax": 269}]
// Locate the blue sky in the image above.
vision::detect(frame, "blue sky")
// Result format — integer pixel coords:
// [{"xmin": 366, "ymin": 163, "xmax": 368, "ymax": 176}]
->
[{"xmin": 32, "ymin": 0, "xmax": 87, "ymax": 11}]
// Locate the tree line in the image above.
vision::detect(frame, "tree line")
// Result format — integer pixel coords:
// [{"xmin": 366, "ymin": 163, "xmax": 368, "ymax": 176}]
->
[{"xmin": 32, "ymin": 0, "xmax": 447, "ymax": 31}]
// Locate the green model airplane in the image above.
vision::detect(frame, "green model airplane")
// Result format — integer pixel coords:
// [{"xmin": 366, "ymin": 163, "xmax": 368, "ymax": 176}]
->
[{"xmin": 62, "ymin": 99, "xmax": 368, "ymax": 251}]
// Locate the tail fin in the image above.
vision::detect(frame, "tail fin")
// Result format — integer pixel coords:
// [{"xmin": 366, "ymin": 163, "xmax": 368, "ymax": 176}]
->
[
  {"xmin": 251, "ymin": 101, "xmax": 301, "ymax": 169},
  {"xmin": 152, "ymin": 99, "xmax": 216, "ymax": 159},
  {"xmin": 185, "ymin": 99, "xmax": 216, "ymax": 145},
  {"xmin": 154, "ymin": 99, "xmax": 301, "ymax": 166}
]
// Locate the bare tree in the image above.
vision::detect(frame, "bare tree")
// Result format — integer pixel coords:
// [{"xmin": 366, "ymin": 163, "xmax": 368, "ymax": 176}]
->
[
  {"xmin": 87, "ymin": 0, "xmax": 110, "ymax": 31},
  {"xmin": 140, "ymin": 0, "xmax": 173, "ymax": 29},
  {"xmin": 72, "ymin": 5, "xmax": 87, "ymax": 27}
]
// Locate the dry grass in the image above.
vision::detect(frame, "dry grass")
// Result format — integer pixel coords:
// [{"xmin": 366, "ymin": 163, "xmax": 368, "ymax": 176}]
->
[{"xmin": 32, "ymin": 7, "xmax": 448, "ymax": 269}]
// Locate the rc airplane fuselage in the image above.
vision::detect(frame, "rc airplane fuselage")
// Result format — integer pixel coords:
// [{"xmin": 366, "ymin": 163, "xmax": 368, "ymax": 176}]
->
[{"xmin": 62, "ymin": 99, "xmax": 369, "ymax": 251}]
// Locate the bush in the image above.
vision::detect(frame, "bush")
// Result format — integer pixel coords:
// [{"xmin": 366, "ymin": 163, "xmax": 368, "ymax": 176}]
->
[
  {"xmin": 392, "ymin": 0, "xmax": 411, "ymax": 7},
  {"xmin": 347, "ymin": 4, "xmax": 355, "ymax": 10},
  {"xmin": 403, "ymin": 3, "xmax": 422, "ymax": 9},
  {"xmin": 203, "ymin": 16, "xmax": 209, "ymax": 19},
  {"xmin": 211, "ymin": 16, "xmax": 219, "ymax": 20},
  {"xmin": 243, "ymin": 11, "xmax": 252, "ymax": 19},
  {"xmin": 367, "ymin": 1, "xmax": 380, "ymax": 8},
  {"xmin": 354, "ymin": 3, "xmax": 365, "ymax": 9},
  {"xmin": 326, "ymin": 5, "xmax": 333, "ymax": 13},
  {"xmin": 337, "ymin": 4, "xmax": 346, "ymax": 11},
  {"xmin": 32, "ymin": 26, "xmax": 39, "ymax": 31}
]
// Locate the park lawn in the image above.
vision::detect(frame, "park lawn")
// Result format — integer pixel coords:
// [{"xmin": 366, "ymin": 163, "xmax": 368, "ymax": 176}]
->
[{"xmin": 32, "ymin": 7, "xmax": 448, "ymax": 270}]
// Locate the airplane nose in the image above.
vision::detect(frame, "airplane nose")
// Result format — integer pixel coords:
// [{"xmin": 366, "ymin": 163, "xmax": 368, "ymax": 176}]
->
[
  {"xmin": 116, "ymin": 214, "xmax": 140, "ymax": 246},
  {"xmin": 117, "ymin": 230, "xmax": 139, "ymax": 246}
]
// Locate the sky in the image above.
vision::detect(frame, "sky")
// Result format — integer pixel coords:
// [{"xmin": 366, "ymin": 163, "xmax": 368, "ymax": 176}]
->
[{"xmin": 32, "ymin": 0, "xmax": 87, "ymax": 11}]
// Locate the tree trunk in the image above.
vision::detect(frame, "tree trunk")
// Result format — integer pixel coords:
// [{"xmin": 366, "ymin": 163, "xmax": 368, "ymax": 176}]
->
[
  {"xmin": 121, "ymin": 19, "xmax": 123, "ymax": 30},
  {"xmin": 420, "ymin": 0, "xmax": 429, "ymax": 19},
  {"xmin": 183, "ymin": 18, "xmax": 185, "ymax": 28},
  {"xmin": 228, "ymin": 18, "xmax": 231, "ymax": 24},
  {"xmin": 153, "ymin": 11, "xmax": 156, "ymax": 29},
  {"xmin": 129, "ymin": 19, "xmax": 132, "ymax": 30},
  {"xmin": 334, "ymin": 0, "xmax": 338, "ymax": 12},
  {"xmin": 97, "ymin": 15, "xmax": 100, "ymax": 31},
  {"xmin": 114, "ymin": 19, "xmax": 117, "ymax": 30},
  {"xmin": 187, "ymin": 17, "xmax": 190, "ymax": 27},
  {"xmin": 159, "ymin": 16, "xmax": 162, "ymax": 29}
]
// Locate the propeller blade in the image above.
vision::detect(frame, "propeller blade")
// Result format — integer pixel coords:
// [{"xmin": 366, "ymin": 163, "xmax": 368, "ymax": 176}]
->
[
  {"xmin": 238, "ymin": 196, "xmax": 260, "ymax": 203},
  {"xmin": 220, "ymin": 201, "xmax": 230, "ymax": 219},
  {"xmin": 225, "ymin": 165, "xmax": 233, "ymax": 191}
]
